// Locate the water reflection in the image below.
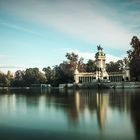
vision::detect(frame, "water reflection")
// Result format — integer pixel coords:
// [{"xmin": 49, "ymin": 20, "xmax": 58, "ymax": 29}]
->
[
  {"xmin": 0, "ymin": 89, "xmax": 140, "ymax": 139},
  {"xmin": 96, "ymin": 92, "xmax": 109, "ymax": 131},
  {"xmin": 130, "ymin": 90, "xmax": 140, "ymax": 140}
]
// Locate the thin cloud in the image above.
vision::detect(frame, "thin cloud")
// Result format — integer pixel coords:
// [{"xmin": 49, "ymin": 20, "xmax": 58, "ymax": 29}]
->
[
  {"xmin": 0, "ymin": 54, "xmax": 10, "ymax": 59},
  {"xmin": 0, "ymin": 0, "xmax": 139, "ymax": 72},
  {"xmin": 0, "ymin": 0, "xmax": 135, "ymax": 50},
  {"xmin": 63, "ymin": 48, "xmax": 121, "ymax": 63},
  {"xmin": 0, "ymin": 21, "xmax": 42, "ymax": 36},
  {"xmin": 0, "ymin": 54, "xmax": 23, "ymax": 66}
]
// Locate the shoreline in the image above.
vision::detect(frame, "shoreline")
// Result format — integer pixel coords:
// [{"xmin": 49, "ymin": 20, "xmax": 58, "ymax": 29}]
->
[
  {"xmin": 59, "ymin": 82, "xmax": 140, "ymax": 89},
  {"xmin": 1, "ymin": 82, "xmax": 140, "ymax": 90}
]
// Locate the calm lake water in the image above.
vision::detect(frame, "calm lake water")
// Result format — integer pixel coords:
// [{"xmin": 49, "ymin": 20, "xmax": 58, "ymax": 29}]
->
[{"xmin": 0, "ymin": 89, "xmax": 140, "ymax": 140}]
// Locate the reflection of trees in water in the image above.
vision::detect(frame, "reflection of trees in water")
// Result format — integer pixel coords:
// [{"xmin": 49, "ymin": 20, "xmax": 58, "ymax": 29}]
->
[
  {"xmin": 5, "ymin": 88, "xmax": 140, "ymax": 139},
  {"xmin": 46, "ymin": 89, "xmax": 104, "ymax": 125},
  {"xmin": 109, "ymin": 89, "xmax": 132, "ymax": 113},
  {"xmin": 130, "ymin": 90, "xmax": 140, "ymax": 140},
  {"xmin": 108, "ymin": 89, "xmax": 140, "ymax": 140},
  {"xmin": 6, "ymin": 89, "xmax": 129, "ymax": 129}
]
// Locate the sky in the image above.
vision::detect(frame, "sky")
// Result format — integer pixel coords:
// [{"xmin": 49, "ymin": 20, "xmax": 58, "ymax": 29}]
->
[{"xmin": 0, "ymin": 0, "xmax": 140, "ymax": 73}]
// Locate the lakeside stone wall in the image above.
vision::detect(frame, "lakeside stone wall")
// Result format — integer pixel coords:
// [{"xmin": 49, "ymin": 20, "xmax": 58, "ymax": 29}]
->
[{"xmin": 59, "ymin": 82, "xmax": 140, "ymax": 89}]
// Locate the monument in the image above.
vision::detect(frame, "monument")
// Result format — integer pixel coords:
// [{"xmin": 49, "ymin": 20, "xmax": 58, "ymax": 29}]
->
[{"xmin": 74, "ymin": 46, "xmax": 130, "ymax": 84}]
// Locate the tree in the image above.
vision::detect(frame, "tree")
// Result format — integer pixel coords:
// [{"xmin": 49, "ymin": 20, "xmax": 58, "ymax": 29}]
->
[
  {"xmin": 15, "ymin": 70, "xmax": 25, "ymax": 80},
  {"xmin": 0, "ymin": 72, "xmax": 10, "ymax": 87},
  {"xmin": 6, "ymin": 71, "xmax": 13, "ymax": 86},
  {"xmin": 24, "ymin": 68, "xmax": 46, "ymax": 86},
  {"xmin": 42, "ymin": 67, "xmax": 52, "ymax": 83},
  {"xmin": 106, "ymin": 60, "xmax": 124, "ymax": 72},
  {"xmin": 86, "ymin": 59, "xmax": 96, "ymax": 72},
  {"xmin": 50, "ymin": 53, "xmax": 83, "ymax": 86},
  {"xmin": 12, "ymin": 70, "xmax": 26, "ymax": 87},
  {"xmin": 78, "ymin": 57, "xmax": 86, "ymax": 72},
  {"xmin": 127, "ymin": 36, "xmax": 140, "ymax": 80},
  {"xmin": 65, "ymin": 52, "xmax": 78, "ymax": 67},
  {"xmin": 50, "ymin": 65, "xmax": 71, "ymax": 86}
]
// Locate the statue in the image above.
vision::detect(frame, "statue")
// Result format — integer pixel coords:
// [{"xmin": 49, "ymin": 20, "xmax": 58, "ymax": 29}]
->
[{"xmin": 97, "ymin": 45, "xmax": 103, "ymax": 51}]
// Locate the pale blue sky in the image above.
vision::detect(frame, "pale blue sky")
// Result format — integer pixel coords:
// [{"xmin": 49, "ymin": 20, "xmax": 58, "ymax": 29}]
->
[{"xmin": 0, "ymin": 0, "xmax": 140, "ymax": 72}]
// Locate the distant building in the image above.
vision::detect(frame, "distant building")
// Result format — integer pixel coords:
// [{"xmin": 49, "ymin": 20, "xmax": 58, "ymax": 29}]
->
[{"xmin": 74, "ymin": 46, "xmax": 130, "ymax": 83}]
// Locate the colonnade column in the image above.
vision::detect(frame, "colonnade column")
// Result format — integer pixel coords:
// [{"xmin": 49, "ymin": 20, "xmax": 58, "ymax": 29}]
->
[{"xmin": 78, "ymin": 76, "xmax": 95, "ymax": 83}]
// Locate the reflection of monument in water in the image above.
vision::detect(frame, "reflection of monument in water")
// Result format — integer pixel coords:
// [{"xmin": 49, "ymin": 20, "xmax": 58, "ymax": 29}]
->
[
  {"xmin": 74, "ymin": 90, "xmax": 109, "ymax": 130},
  {"xmin": 44, "ymin": 89, "xmax": 135, "ymax": 136},
  {"xmin": 75, "ymin": 90, "xmax": 97, "ymax": 113},
  {"xmin": 96, "ymin": 92, "xmax": 109, "ymax": 130}
]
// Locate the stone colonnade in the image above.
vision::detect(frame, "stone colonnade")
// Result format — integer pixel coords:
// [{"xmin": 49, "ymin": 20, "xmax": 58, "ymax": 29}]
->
[
  {"xmin": 75, "ymin": 74, "xmax": 125, "ymax": 83},
  {"xmin": 79, "ymin": 76, "xmax": 96, "ymax": 83},
  {"xmin": 74, "ymin": 73, "xmax": 97, "ymax": 83},
  {"xmin": 109, "ymin": 75, "xmax": 123, "ymax": 82}
]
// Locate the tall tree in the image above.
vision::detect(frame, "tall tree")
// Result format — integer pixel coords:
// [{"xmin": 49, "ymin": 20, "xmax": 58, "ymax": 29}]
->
[
  {"xmin": 86, "ymin": 59, "xmax": 96, "ymax": 72},
  {"xmin": 50, "ymin": 52, "xmax": 83, "ymax": 86},
  {"xmin": 106, "ymin": 60, "xmax": 124, "ymax": 72},
  {"xmin": 42, "ymin": 67, "xmax": 52, "ymax": 84},
  {"xmin": 78, "ymin": 57, "xmax": 86, "ymax": 72},
  {"xmin": 24, "ymin": 68, "xmax": 46, "ymax": 86},
  {"xmin": 127, "ymin": 36, "xmax": 140, "ymax": 80},
  {"xmin": 0, "ymin": 73, "xmax": 8, "ymax": 87},
  {"xmin": 12, "ymin": 70, "xmax": 25, "ymax": 87},
  {"xmin": 65, "ymin": 52, "xmax": 78, "ymax": 66},
  {"xmin": 51, "ymin": 65, "xmax": 71, "ymax": 86},
  {"xmin": 6, "ymin": 71, "xmax": 13, "ymax": 86}
]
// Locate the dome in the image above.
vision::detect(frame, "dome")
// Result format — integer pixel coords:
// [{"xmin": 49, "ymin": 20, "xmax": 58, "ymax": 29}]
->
[{"xmin": 95, "ymin": 51, "xmax": 105, "ymax": 58}]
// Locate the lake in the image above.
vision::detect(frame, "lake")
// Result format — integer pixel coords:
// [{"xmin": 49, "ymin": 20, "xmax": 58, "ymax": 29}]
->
[{"xmin": 0, "ymin": 89, "xmax": 140, "ymax": 140}]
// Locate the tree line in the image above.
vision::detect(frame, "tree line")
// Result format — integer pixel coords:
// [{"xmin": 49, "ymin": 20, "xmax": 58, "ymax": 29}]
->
[{"xmin": 0, "ymin": 36, "xmax": 140, "ymax": 87}]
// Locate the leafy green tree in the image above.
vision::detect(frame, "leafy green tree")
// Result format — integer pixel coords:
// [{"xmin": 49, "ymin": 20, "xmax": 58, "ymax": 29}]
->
[
  {"xmin": 50, "ymin": 65, "xmax": 70, "ymax": 86},
  {"xmin": 24, "ymin": 68, "xmax": 46, "ymax": 86},
  {"xmin": 78, "ymin": 57, "xmax": 86, "ymax": 72},
  {"xmin": 106, "ymin": 60, "xmax": 124, "ymax": 72},
  {"xmin": 12, "ymin": 70, "xmax": 25, "ymax": 87},
  {"xmin": 6, "ymin": 71, "xmax": 13, "ymax": 86},
  {"xmin": 50, "ymin": 53, "xmax": 81, "ymax": 86},
  {"xmin": 42, "ymin": 67, "xmax": 52, "ymax": 83},
  {"xmin": 86, "ymin": 59, "xmax": 96, "ymax": 72},
  {"xmin": 0, "ymin": 72, "xmax": 10, "ymax": 87},
  {"xmin": 65, "ymin": 52, "xmax": 78, "ymax": 68},
  {"xmin": 65, "ymin": 52, "xmax": 86, "ymax": 73},
  {"xmin": 15, "ymin": 70, "xmax": 25, "ymax": 80},
  {"xmin": 127, "ymin": 36, "xmax": 140, "ymax": 80}
]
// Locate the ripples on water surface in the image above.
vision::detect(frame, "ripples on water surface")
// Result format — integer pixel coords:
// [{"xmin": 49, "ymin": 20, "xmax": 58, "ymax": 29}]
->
[{"xmin": 0, "ymin": 89, "xmax": 140, "ymax": 140}]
